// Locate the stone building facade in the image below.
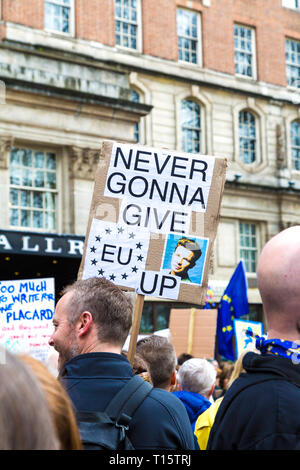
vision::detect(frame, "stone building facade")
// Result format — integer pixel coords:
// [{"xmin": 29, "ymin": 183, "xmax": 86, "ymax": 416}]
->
[{"xmin": 0, "ymin": 0, "xmax": 300, "ymax": 330}]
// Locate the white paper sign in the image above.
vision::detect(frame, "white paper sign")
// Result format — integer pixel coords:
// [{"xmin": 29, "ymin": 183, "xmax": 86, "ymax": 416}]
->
[
  {"xmin": 104, "ymin": 143, "xmax": 215, "ymax": 216},
  {"xmin": 82, "ymin": 218, "xmax": 151, "ymax": 288},
  {"xmin": 118, "ymin": 198, "xmax": 192, "ymax": 235},
  {"xmin": 136, "ymin": 270, "xmax": 181, "ymax": 300},
  {"xmin": 234, "ymin": 319, "xmax": 263, "ymax": 358},
  {"xmin": 0, "ymin": 278, "xmax": 55, "ymax": 362}
]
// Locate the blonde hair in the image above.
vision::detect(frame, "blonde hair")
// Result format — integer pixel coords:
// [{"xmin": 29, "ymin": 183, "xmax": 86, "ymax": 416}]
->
[
  {"xmin": 20, "ymin": 355, "xmax": 82, "ymax": 450},
  {"xmin": 226, "ymin": 349, "xmax": 256, "ymax": 390}
]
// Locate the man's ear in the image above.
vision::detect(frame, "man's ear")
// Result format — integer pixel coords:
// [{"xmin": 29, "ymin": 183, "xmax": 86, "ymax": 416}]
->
[
  {"xmin": 171, "ymin": 370, "xmax": 177, "ymax": 386},
  {"xmin": 76, "ymin": 311, "xmax": 93, "ymax": 337}
]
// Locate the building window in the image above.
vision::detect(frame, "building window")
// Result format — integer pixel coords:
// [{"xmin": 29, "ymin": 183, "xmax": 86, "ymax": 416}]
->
[
  {"xmin": 291, "ymin": 120, "xmax": 300, "ymax": 170},
  {"xmin": 44, "ymin": 0, "xmax": 73, "ymax": 34},
  {"xmin": 181, "ymin": 100, "xmax": 201, "ymax": 153},
  {"xmin": 239, "ymin": 110, "xmax": 257, "ymax": 164},
  {"xmin": 286, "ymin": 38, "xmax": 300, "ymax": 88},
  {"xmin": 9, "ymin": 147, "xmax": 57, "ymax": 231},
  {"xmin": 239, "ymin": 222, "xmax": 257, "ymax": 273},
  {"xmin": 234, "ymin": 24, "xmax": 256, "ymax": 78},
  {"xmin": 177, "ymin": 9, "xmax": 200, "ymax": 64},
  {"xmin": 115, "ymin": 0, "xmax": 139, "ymax": 50},
  {"xmin": 282, "ymin": 0, "xmax": 300, "ymax": 10},
  {"xmin": 131, "ymin": 89, "xmax": 140, "ymax": 142}
]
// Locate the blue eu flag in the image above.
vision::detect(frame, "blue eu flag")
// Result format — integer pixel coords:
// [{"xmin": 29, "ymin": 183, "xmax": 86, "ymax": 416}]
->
[{"xmin": 216, "ymin": 260, "xmax": 249, "ymax": 361}]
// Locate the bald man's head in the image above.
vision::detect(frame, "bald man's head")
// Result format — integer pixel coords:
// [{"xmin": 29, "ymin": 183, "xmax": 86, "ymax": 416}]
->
[{"xmin": 257, "ymin": 225, "xmax": 300, "ymax": 340}]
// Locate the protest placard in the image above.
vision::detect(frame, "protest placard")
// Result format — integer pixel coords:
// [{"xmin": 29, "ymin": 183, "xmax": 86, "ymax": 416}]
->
[
  {"xmin": 234, "ymin": 319, "xmax": 263, "ymax": 358},
  {"xmin": 0, "ymin": 278, "xmax": 55, "ymax": 362},
  {"xmin": 78, "ymin": 141, "xmax": 227, "ymax": 305},
  {"xmin": 169, "ymin": 307, "xmax": 218, "ymax": 358},
  {"xmin": 77, "ymin": 141, "xmax": 226, "ymax": 362}
]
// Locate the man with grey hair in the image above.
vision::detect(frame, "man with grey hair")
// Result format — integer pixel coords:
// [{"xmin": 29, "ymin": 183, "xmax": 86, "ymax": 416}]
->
[
  {"xmin": 173, "ymin": 358, "xmax": 217, "ymax": 432},
  {"xmin": 49, "ymin": 276, "xmax": 195, "ymax": 450}
]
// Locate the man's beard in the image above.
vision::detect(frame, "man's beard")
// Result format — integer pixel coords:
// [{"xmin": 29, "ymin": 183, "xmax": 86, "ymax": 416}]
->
[{"xmin": 57, "ymin": 341, "xmax": 80, "ymax": 375}]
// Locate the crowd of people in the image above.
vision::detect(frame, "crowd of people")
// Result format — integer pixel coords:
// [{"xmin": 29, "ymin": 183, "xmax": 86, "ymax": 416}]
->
[{"xmin": 1, "ymin": 225, "xmax": 300, "ymax": 450}]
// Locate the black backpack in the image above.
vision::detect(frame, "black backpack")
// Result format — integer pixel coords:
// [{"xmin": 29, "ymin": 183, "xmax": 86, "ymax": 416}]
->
[{"xmin": 75, "ymin": 375, "xmax": 153, "ymax": 450}]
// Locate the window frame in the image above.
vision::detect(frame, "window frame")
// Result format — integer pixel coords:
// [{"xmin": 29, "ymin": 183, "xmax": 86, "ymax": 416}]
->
[
  {"xmin": 239, "ymin": 222, "xmax": 258, "ymax": 274},
  {"xmin": 286, "ymin": 37, "xmax": 300, "ymax": 89},
  {"xmin": 234, "ymin": 23, "xmax": 257, "ymax": 80},
  {"xmin": 282, "ymin": 0, "xmax": 300, "ymax": 10},
  {"xmin": 238, "ymin": 109, "xmax": 257, "ymax": 165},
  {"xmin": 44, "ymin": 0, "xmax": 75, "ymax": 36},
  {"xmin": 131, "ymin": 88, "xmax": 141, "ymax": 143},
  {"xmin": 290, "ymin": 119, "xmax": 300, "ymax": 171},
  {"xmin": 177, "ymin": 8, "xmax": 202, "ymax": 66},
  {"xmin": 233, "ymin": 100, "xmax": 267, "ymax": 173},
  {"xmin": 114, "ymin": 0, "xmax": 142, "ymax": 52},
  {"xmin": 8, "ymin": 145, "xmax": 60, "ymax": 233},
  {"xmin": 180, "ymin": 98, "xmax": 203, "ymax": 154}
]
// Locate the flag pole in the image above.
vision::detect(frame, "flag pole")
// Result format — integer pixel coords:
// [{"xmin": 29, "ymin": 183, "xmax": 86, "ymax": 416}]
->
[{"xmin": 127, "ymin": 293, "xmax": 145, "ymax": 365}]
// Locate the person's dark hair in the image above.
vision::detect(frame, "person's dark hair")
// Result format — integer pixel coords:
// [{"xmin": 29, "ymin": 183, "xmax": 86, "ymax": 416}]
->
[
  {"xmin": 0, "ymin": 348, "xmax": 59, "ymax": 450},
  {"xmin": 61, "ymin": 277, "xmax": 133, "ymax": 347},
  {"xmin": 176, "ymin": 238, "xmax": 202, "ymax": 262},
  {"xmin": 177, "ymin": 353, "xmax": 194, "ymax": 366},
  {"xmin": 136, "ymin": 335, "xmax": 177, "ymax": 389}
]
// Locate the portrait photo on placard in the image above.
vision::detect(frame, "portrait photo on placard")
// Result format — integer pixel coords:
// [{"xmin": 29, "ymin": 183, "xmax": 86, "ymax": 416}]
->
[{"xmin": 161, "ymin": 233, "xmax": 209, "ymax": 286}]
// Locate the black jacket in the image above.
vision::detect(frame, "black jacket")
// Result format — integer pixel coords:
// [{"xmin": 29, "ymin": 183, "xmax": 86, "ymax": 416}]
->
[
  {"xmin": 61, "ymin": 352, "xmax": 195, "ymax": 450},
  {"xmin": 207, "ymin": 352, "xmax": 300, "ymax": 450}
]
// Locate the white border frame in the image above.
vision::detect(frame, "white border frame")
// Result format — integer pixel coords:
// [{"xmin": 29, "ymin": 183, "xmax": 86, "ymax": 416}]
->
[
  {"xmin": 7, "ymin": 142, "xmax": 62, "ymax": 234},
  {"xmin": 114, "ymin": 0, "xmax": 143, "ymax": 53},
  {"xmin": 175, "ymin": 85, "xmax": 213, "ymax": 155},
  {"xmin": 234, "ymin": 23, "xmax": 257, "ymax": 81},
  {"xmin": 44, "ymin": 0, "xmax": 75, "ymax": 37},
  {"xmin": 232, "ymin": 98, "xmax": 267, "ymax": 173},
  {"xmin": 176, "ymin": 7, "xmax": 202, "ymax": 67}
]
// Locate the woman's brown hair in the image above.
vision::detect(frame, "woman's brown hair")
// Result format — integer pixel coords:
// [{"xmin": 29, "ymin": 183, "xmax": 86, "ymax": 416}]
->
[{"xmin": 20, "ymin": 354, "xmax": 82, "ymax": 450}]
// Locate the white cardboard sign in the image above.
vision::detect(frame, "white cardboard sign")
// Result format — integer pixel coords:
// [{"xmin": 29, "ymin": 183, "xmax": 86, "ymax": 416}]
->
[
  {"xmin": 78, "ymin": 141, "xmax": 227, "ymax": 305},
  {"xmin": 104, "ymin": 143, "xmax": 215, "ymax": 216},
  {"xmin": 0, "ymin": 277, "xmax": 55, "ymax": 362},
  {"xmin": 82, "ymin": 218, "xmax": 150, "ymax": 288}
]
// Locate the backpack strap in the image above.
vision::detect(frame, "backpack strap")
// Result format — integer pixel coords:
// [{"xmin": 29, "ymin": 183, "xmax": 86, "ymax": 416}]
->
[
  {"xmin": 105, "ymin": 375, "xmax": 153, "ymax": 429},
  {"xmin": 75, "ymin": 375, "xmax": 153, "ymax": 450}
]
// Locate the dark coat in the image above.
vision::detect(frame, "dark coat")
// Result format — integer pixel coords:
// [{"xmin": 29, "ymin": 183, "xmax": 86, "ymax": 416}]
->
[
  {"xmin": 61, "ymin": 352, "xmax": 195, "ymax": 450},
  {"xmin": 207, "ymin": 351, "xmax": 300, "ymax": 450}
]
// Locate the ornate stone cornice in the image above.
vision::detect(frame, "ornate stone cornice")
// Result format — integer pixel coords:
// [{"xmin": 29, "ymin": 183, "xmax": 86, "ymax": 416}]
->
[{"xmin": 67, "ymin": 146, "xmax": 100, "ymax": 180}]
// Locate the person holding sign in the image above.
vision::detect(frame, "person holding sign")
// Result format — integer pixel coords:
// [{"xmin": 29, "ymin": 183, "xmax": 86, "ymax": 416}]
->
[{"xmin": 49, "ymin": 276, "xmax": 195, "ymax": 450}]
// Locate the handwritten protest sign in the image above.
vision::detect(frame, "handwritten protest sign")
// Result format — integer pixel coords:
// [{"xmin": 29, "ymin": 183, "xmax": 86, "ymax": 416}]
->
[
  {"xmin": 0, "ymin": 278, "xmax": 55, "ymax": 362},
  {"xmin": 78, "ymin": 141, "xmax": 227, "ymax": 305}
]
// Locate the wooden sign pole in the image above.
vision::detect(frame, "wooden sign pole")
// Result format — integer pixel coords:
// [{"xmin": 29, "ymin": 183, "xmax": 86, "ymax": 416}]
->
[
  {"xmin": 127, "ymin": 293, "xmax": 145, "ymax": 365},
  {"xmin": 187, "ymin": 307, "xmax": 196, "ymax": 354}
]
